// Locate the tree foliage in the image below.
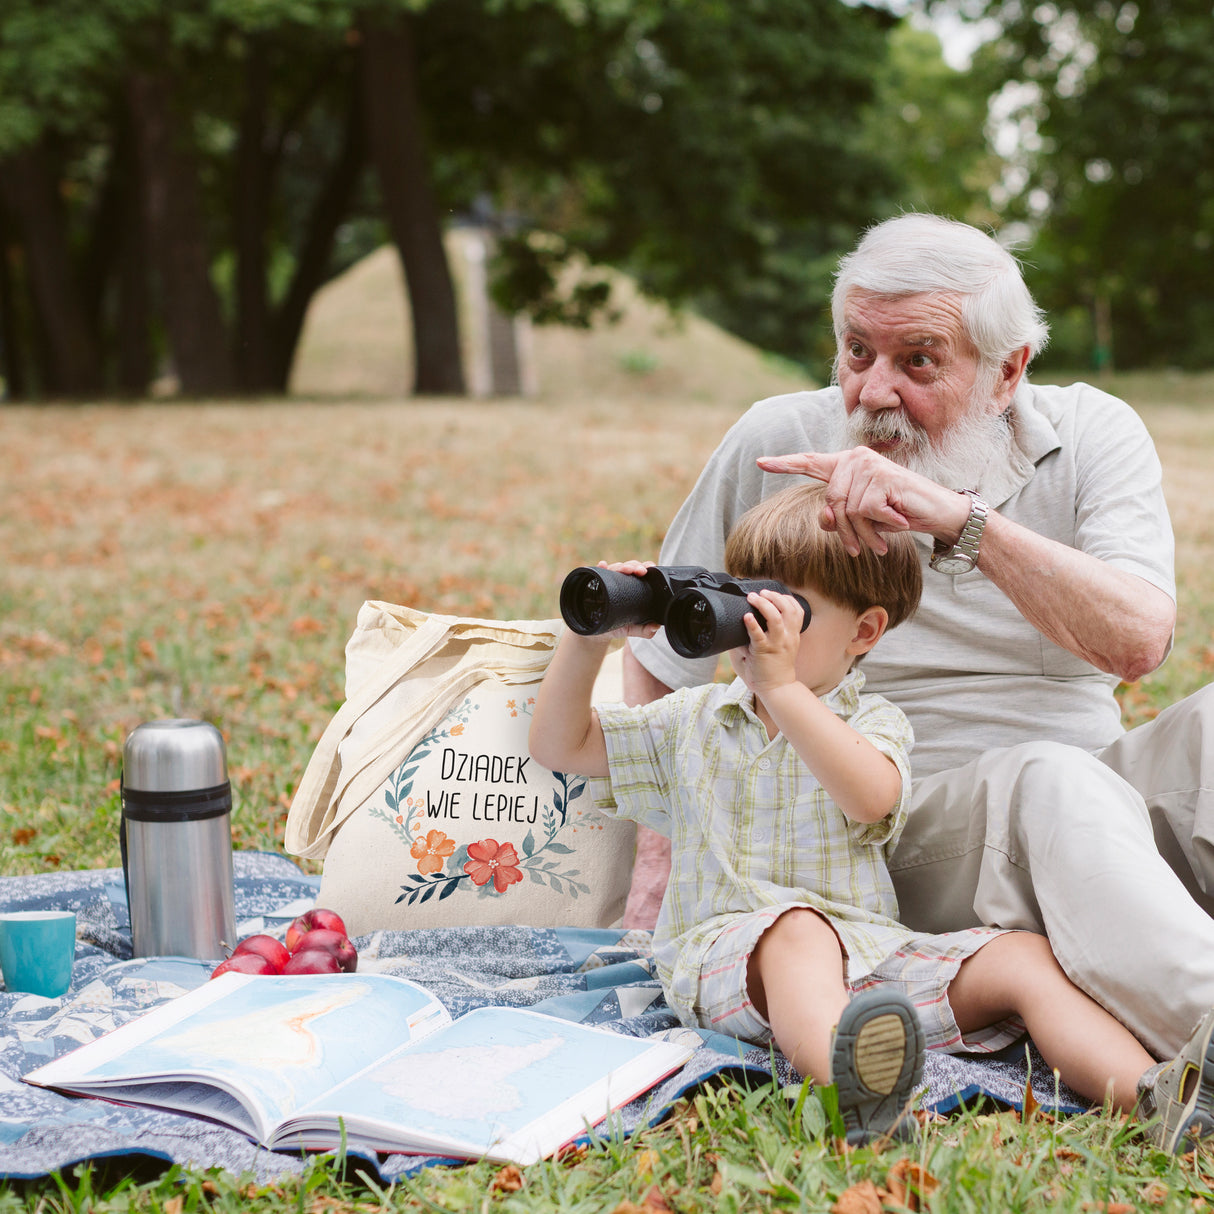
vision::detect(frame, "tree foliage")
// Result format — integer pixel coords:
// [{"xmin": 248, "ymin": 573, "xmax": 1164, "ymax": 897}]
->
[
  {"xmin": 474, "ymin": 0, "xmax": 900, "ymax": 373},
  {"xmin": 0, "ymin": 0, "xmax": 918, "ymax": 399},
  {"xmin": 858, "ymin": 22, "xmax": 1003, "ymax": 231},
  {"xmin": 0, "ymin": 0, "xmax": 373, "ymax": 396},
  {"xmin": 966, "ymin": 0, "xmax": 1214, "ymax": 369}
]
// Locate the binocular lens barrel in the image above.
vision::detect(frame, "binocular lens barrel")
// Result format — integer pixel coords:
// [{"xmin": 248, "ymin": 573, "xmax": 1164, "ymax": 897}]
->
[
  {"xmin": 664, "ymin": 588, "xmax": 756, "ymax": 659},
  {"xmin": 559, "ymin": 568, "xmax": 610, "ymax": 634},
  {"xmin": 559, "ymin": 566, "xmax": 661, "ymax": 635}
]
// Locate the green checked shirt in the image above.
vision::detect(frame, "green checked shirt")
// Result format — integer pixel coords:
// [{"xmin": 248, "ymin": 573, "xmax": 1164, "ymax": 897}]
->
[{"xmin": 593, "ymin": 668, "xmax": 917, "ymax": 1025}]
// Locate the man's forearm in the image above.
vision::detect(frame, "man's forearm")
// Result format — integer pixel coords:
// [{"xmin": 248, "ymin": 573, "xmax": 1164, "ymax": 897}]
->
[
  {"xmin": 759, "ymin": 447, "xmax": 1176, "ymax": 682},
  {"xmin": 977, "ymin": 510, "xmax": 1175, "ymax": 681}
]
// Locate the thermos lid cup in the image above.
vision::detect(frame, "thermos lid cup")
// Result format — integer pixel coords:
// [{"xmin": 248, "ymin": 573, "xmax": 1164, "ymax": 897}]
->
[{"xmin": 122, "ymin": 719, "xmax": 228, "ymax": 794}]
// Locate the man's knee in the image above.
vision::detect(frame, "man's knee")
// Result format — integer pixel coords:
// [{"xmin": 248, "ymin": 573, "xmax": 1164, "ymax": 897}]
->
[
  {"xmin": 1105, "ymin": 682, "xmax": 1214, "ymax": 788},
  {"xmin": 893, "ymin": 740, "xmax": 1150, "ymax": 934},
  {"xmin": 1003, "ymin": 738, "xmax": 1110, "ymax": 792},
  {"xmin": 996, "ymin": 740, "xmax": 1152, "ymax": 847},
  {"xmin": 904, "ymin": 739, "xmax": 1145, "ymax": 858}
]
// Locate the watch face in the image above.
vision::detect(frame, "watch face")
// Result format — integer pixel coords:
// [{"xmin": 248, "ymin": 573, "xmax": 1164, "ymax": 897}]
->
[{"xmin": 932, "ymin": 553, "xmax": 977, "ymax": 575}]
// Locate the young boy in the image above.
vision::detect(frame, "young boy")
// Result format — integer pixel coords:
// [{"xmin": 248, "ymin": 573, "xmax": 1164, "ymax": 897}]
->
[{"xmin": 530, "ymin": 483, "xmax": 1214, "ymax": 1149}]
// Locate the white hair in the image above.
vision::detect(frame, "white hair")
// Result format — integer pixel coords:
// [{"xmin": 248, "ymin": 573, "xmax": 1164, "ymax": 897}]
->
[{"xmin": 831, "ymin": 214, "xmax": 1049, "ymax": 369}]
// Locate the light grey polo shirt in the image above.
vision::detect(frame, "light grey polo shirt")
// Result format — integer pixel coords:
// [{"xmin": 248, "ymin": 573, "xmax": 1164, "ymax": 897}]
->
[{"xmin": 630, "ymin": 381, "xmax": 1176, "ymax": 778}]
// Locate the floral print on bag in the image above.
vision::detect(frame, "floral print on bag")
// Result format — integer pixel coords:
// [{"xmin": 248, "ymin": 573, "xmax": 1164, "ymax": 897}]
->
[
  {"xmin": 463, "ymin": 839, "xmax": 524, "ymax": 892},
  {"xmin": 410, "ymin": 830, "xmax": 456, "ymax": 875},
  {"xmin": 369, "ymin": 696, "xmax": 591, "ymax": 908}
]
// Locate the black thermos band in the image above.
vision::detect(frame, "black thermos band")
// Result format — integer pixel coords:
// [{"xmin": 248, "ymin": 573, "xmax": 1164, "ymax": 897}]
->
[{"xmin": 120, "ymin": 782, "xmax": 232, "ymax": 823}]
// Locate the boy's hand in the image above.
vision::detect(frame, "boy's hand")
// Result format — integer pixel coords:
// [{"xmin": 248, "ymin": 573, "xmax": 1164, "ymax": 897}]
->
[{"xmin": 730, "ymin": 589, "xmax": 803, "ymax": 694}]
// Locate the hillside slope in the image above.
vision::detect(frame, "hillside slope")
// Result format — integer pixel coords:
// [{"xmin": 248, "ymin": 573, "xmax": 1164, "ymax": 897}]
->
[{"xmin": 290, "ymin": 236, "xmax": 812, "ymax": 406}]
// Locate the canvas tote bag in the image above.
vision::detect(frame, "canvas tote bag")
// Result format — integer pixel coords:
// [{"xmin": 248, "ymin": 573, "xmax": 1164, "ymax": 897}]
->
[{"xmin": 284, "ymin": 601, "xmax": 634, "ymax": 936}]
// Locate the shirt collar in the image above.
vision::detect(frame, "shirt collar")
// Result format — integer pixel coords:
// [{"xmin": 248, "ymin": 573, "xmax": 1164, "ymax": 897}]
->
[
  {"xmin": 719, "ymin": 665, "xmax": 867, "ymax": 724},
  {"xmin": 973, "ymin": 381, "xmax": 1061, "ymax": 508}
]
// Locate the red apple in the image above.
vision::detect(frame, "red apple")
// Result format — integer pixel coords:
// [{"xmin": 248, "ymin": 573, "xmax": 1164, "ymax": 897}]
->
[
  {"xmin": 232, "ymin": 934, "xmax": 290, "ymax": 971},
  {"xmin": 211, "ymin": 951, "xmax": 279, "ymax": 979},
  {"xmin": 285, "ymin": 908, "xmax": 348, "ymax": 953},
  {"xmin": 282, "ymin": 948, "xmax": 343, "ymax": 974},
  {"xmin": 292, "ymin": 928, "xmax": 358, "ymax": 972}
]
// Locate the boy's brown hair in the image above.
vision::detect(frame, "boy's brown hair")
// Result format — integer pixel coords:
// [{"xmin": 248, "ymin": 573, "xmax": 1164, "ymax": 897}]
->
[{"xmin": 724, "ymin": 483, "xmax": 922, "ymax": 629}]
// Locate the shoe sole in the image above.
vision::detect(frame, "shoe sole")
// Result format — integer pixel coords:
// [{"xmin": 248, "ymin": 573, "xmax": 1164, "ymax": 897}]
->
[
  {"xmin": 1168, "ymin": 1019, "xmax": 1214, "ymax": 1153},
  {"xmin": 831, "ymin": 990, "xmax": 925, "ymax": 1146}
]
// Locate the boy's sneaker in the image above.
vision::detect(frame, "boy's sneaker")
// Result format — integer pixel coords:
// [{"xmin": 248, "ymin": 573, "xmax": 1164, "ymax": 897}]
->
[
  {"xmin": 830, "ymin": 989, "xmax": 925, "ymax": 1146},
  {"xmin": 1139, "ymin": 1007, "xmax": 1214, "ymax": 1153}
]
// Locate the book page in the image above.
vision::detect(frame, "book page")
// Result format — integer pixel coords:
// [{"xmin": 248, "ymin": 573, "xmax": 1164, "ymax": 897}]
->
[
  {"xmin": 274, "ymin": 1006, "xmax": 693, "ymax": 1163},
  {"xmin": 25, "ymin": 973, "xmax": 450, "ymax": 1142},
  {"xmin": 102, "ymin": 1079, "xmax": 260, "ymax": 1137}
]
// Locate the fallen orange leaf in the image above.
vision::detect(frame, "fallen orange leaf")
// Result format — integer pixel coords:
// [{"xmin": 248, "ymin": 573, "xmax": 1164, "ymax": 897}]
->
[
  {"xmin": 1140, "ymin": 1180, "xmax": 1170, "ymax": 1206},
  {"xmin": 1021, "ymin": 1076, "xmax": 1040, "ymax": 1124},
  {"xmin": 886, "ymin": 1158, "xmax": 940, "ymax": 1211},
  {"xmin": 641, "ymin": 1185, "xmax": 673, "ymax": 1213},
  {"xmin": 831, "ymin": 1179, "xmax": 884, "ymax": 1214},
  {"xmin": 489, "ymin": 1164, "xmax": 523, "ymax": 1193}
]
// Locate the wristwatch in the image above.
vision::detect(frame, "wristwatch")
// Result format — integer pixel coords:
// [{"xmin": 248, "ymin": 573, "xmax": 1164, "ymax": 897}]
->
[{"xmin": 930, "ymin": 489, "xmax": 988, "ymax": 575}]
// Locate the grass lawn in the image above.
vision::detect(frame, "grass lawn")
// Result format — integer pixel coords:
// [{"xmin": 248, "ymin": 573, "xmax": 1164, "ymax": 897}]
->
[{"xmin": 2, "ymin": 370, "xmax": 1214, "ymax": 1211}]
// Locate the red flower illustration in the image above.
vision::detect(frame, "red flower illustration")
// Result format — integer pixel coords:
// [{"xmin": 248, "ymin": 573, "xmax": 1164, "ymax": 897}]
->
[
  {"xmin": 410, "ymin": 829, "xmax": 456, "ymax": 875},
  {"xmin": 463, "ymin": 838, "xmax": 524, "ymax": 893}
]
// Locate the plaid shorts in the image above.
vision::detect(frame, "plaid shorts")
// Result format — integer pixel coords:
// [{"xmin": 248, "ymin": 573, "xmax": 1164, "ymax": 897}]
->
[{"xmin": 693, "ymin": 905, "xmax": 1026, "ymax": 1055}]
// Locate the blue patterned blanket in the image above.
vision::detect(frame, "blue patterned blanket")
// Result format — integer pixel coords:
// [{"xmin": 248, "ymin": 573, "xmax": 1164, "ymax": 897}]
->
[{"xmin": 0, "ymin": 852, "xmax": 1083, "ymax": 1182}]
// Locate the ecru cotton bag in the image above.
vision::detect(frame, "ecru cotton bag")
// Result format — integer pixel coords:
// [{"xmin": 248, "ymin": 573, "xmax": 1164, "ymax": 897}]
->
[{"xmin": 284, "ymin": 601, "xmax": 634, "ymax": 936}]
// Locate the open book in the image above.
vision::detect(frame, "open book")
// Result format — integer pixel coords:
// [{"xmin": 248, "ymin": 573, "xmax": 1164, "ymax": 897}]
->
[{"xmin": 24, "ymin": 972, "xmax": 694, "ymax": 1165}]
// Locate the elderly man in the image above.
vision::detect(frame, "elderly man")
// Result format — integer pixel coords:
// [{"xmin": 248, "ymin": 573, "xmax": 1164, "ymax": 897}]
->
[{"xmin": 624, "ymin": 213, "xmax": 1214, "ymax": 1062}]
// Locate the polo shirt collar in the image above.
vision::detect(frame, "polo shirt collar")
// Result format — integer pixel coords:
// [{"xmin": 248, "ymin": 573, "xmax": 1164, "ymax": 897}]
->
[{"xmin": 974, "ymin": 381, "xmax": 1061, "ymax": 508}]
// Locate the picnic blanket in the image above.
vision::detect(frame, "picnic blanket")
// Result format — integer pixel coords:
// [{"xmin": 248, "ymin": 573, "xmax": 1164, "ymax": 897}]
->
[{"xmin": 0, "ymin": 852, "xmax": 1085, "ymax": 1183}]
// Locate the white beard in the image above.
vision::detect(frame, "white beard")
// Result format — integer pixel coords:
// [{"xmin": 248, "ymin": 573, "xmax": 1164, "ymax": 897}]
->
[{"xmin": 843, "ymin": 400, "xmax": 1013, "ymax": 489}]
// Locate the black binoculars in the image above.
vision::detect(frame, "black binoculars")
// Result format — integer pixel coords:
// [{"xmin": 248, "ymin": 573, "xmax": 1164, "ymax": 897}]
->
[{"xmin": 559, "ymin": 565, "xmax": 810, "ymax": 659}]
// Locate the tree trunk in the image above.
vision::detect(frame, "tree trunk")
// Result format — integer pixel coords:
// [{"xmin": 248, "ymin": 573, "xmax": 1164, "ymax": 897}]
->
[
  {"xmin": 0, "ymin": 144, "xmax": 103, "ymax": 396},
  {"xmin": 234, "ymin": 36, "xmax": 274, "ymax": 392},
  {"xmin": 0, "ymin": 204, "xmax": 29, "ymax": 400},
  {"xmin": 127, "ymin": 67, "xmax": 235, "ymax": 396},
  {"xmin": 114, "ymin": 116, "xmax": 153, "ymax": 397},
  {"xmin": 82, "ymin": 112, "xmax": 152, "ymax": 395},
  {"xmin": 359, "ymin": 14, "xmax": 465, "ymax": 396},
  {"xmin": 269, "ymin": 85, "xmax": 367, "ymax": 391}
]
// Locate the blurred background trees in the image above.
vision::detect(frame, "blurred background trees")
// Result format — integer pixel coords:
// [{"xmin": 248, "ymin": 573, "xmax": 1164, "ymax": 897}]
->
[
  {"xmin": 969, "ymin": 0, "xmax": 1214, "ymax": 372},
  {"xmin": 0, "ymin": 0, "xmax": 1209, "ymax": 400}
]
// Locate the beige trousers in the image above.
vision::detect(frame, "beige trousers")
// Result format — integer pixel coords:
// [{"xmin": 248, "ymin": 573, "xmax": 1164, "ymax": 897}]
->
[{"xmin": 889, "ymin": 683, "xmax": 1214, "ymax": 1058}]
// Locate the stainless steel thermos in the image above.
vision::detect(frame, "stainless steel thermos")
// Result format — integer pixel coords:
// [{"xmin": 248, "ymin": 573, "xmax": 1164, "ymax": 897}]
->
[{"xmin": 120, "ymin": 719, "xmax": 237, "ymax": 960}]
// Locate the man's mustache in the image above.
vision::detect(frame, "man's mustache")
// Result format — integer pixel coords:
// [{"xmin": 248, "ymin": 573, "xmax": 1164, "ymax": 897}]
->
[{"xmin": 849, "ymin": 410, "xmax": 929, "ymax": 449}]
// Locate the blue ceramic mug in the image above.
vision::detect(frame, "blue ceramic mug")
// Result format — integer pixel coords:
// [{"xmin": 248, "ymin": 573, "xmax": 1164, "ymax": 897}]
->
[{"xmin": 0, "ymin": 911, "xmax": 76, "ymax": 998}]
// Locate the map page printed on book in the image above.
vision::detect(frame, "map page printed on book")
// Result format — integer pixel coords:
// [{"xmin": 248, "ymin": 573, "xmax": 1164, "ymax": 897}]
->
[{"xmin": 277, "ymin": 1005, "xmax": 694, "ymax": 1162}]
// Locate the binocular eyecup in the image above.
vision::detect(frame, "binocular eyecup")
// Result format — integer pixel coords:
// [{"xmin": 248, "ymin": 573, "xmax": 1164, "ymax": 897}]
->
[{"xmin": 559, "ymin": 565, "xmax": 810, "ymax": 659}]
